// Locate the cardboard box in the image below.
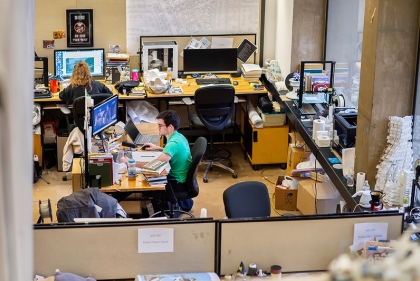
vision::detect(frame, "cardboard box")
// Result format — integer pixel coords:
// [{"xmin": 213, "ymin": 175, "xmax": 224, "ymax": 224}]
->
[
  {"xmin": 274, "ymin": 176, "xmax": 298, "ymax": 211},
  {"xmin": 297, "ymin": 179, "xmax": 340, "ymax": 215},
  {"xmin": 289, "ymin": 131, "xmax": 311, "ymax": 152},
  {"xmin": 286, "ymin": 144, "xmax": 312, "ymax": 176},
  {"xmin": 119, "ymin": 201, "xmax": 142, "ymax": 214}
]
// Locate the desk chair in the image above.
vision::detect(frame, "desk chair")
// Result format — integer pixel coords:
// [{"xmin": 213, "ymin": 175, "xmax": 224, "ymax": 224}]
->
[
  {"xmin": 223, "ymin": 181, "xmax": 271, "ymax": 218},
  {"xmin": 150, "ymin": 136, "xmax": 207, "ymax": 218},
  {"xmin": 189, "ymin": 85, "xmax": 237, "ymax": 183}
]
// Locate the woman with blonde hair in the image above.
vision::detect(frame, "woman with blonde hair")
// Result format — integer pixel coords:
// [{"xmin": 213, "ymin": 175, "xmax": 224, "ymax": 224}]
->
[{"xmin": 59, "ymin": 61, "xmax": 112, "ymax": 105}]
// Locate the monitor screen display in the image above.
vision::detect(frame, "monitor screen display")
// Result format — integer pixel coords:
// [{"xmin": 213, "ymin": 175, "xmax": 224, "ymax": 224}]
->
[
  {"xmin": 54, "ymin": 48, "xmax": 105, "ymax": 78},
  {"xmin": 92, "ymin": 94, "xmax": 118, "ymax": 136},
  {"xmin": 183, "ymin": 48, "xmax": 237, "ymax": 74}
]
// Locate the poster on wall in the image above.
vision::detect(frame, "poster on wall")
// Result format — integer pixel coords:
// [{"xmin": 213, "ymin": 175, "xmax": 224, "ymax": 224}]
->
[{"xmin": 66, "ymin": 9, "xmax": 93, "ymax": 47}]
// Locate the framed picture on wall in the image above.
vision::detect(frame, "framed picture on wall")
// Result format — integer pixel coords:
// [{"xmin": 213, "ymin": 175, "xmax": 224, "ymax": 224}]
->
[{"xmin": 66, "ymin": 9, "xmax": 93, "ymax": 47}]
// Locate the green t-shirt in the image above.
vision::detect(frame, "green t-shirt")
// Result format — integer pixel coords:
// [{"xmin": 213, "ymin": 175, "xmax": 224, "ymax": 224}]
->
[{"xmin": 163, "ymin": 131, "xmax": 192, "ymax": 183}]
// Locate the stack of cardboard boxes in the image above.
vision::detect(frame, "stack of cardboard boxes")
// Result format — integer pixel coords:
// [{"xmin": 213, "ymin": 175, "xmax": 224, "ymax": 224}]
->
[{"xmin": 275, "ymin": 131, "xmax": 340, "ymax": 215}]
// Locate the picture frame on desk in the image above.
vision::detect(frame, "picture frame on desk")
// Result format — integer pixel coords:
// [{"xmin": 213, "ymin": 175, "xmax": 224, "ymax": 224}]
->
[{"xmin": 66, "ymin": 9, "xmax": 94, "ymax": 47}]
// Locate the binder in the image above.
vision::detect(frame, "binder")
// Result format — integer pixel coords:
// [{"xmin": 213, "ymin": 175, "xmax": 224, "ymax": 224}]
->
[{"xmin": 89, "ymin": 162, "xmax": 112, "ymax": 187}]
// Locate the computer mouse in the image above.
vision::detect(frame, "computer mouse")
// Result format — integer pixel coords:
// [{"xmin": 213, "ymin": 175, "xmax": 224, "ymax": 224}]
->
[
  {"xmin": 141, "ymin": 145, "xmax": 150, "ymax": 150},
  {"xmin": 233, "ymin": 81, "xmax": 238, "ymax": 86}
]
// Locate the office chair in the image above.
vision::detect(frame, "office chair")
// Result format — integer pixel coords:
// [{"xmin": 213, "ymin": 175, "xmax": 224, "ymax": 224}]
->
[
  {"xmin": 150, "ymin": 136, "xmax": 207, "ymax": 218},
  {"xmin": 190, "ymin": 85, "xmax": 237, "ymax": 183},
  {"xmin": 223, "ymin": 181, "xmax": 271, "ymax": 218}
]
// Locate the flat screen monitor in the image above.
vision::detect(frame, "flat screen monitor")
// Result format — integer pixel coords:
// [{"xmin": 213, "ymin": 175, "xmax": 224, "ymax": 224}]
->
[
  {"xmin": 54, "ymin": 48, "xmax": 105, "ymax": 78},
  {"xmin": 92, "ymin": 94, "xmax": 118, "ymax": 136},
  {"xmin": 183, "ymin": 48, "xmax": 237, "ymax": 74}
]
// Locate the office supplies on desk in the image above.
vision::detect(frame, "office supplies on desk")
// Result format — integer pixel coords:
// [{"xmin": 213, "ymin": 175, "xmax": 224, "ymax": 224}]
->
[
  {"xmin": 124, "ymin": 120, "xmax": 160, "ymax": 146},
  {"xmin": 196, "ymin": 78, "xmax": 232, "ymax": 85},
  {"xmin": 34, "ymin": 89, "xmax": 52, "ymax": 99}
]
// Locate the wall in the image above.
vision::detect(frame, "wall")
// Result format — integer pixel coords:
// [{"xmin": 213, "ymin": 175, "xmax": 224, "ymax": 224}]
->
[
  {"xmin": 35, "ymin": 0, "xmax": 127, "ymax": 73},
  {"xmin": 275, "ymin": 0, "xmax": 294, "ymax": 74}
]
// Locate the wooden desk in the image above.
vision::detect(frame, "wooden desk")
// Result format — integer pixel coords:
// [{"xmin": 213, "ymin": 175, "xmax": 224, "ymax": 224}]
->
[{"xmin": 145, "ymin": 74, "xmax": 267, "ymax": 99}]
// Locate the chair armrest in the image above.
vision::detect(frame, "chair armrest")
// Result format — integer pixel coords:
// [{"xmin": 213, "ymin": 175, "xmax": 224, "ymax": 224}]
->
[{"xmin": 182, "ymin": 97, "xmax": 194, "ymax": 105}]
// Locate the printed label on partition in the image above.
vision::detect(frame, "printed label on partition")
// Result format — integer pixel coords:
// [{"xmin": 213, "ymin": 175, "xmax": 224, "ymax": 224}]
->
[
  {"xmin": 353, "ymin": 222, "xmax": 388, "ymax": 250},
  {"xmin": 138, "ymin": 228, "xmax": 174, "ymax": 253}
]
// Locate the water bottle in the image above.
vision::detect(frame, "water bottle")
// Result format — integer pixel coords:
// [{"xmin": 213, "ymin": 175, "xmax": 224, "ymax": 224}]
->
[
  {"xmin": 346, "ymin": 167, "xmax": 354, "ymax": 188},
  {"xmin": 128, "ymin": 158, "xmax": 136, "ymax": 181},
  {"xmin": 166, "ymin": 67, "xmax": 172, "ymax": 81},
  {"xmin": 362, "ymin": 180, "xmax": 370, "ymax": 191}
]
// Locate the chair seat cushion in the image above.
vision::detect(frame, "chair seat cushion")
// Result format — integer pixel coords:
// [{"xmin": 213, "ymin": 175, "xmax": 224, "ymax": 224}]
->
[{"xmin": 191, "ymin": 115, "xmax": 232, "ymax": 131}]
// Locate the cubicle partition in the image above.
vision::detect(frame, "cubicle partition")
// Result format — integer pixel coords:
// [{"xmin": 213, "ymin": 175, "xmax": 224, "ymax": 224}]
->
[
  {"xmin": 217, "ymin": 213, "xmax": 403, "ymax": 275},
  {"xmin": 34, "ymin": 219, "xmax": 217, "ymax": 280}
]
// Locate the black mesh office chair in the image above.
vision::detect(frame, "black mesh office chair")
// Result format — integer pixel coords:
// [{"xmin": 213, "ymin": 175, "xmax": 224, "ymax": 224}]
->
[
  {"xmin": 73, "ymin": 94, "xmax": 113, "ymax": 134},
  {"xmin": 190, "ymin": 85, "xmax": 237, "ymax": 183},
  {"xmin": 150, "ymin": 137, "xmax": 207, "ymax": 218},
  {"xmin": 223, "ymin": 181, "xmax": 271, "ymax": 218}
]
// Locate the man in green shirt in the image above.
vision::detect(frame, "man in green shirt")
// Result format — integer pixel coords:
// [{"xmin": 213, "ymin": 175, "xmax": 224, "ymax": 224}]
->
[{"xmin": 142, "ymin": 110, "xmax": 193, "ymax": 211}]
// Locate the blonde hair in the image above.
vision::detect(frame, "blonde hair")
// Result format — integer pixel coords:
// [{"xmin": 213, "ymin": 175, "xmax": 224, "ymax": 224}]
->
[{"xmin": 70, "ymin": 61, "xmax": 92, "ymax": 91}]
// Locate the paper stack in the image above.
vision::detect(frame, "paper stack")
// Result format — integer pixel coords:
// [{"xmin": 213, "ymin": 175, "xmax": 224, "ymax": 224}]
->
[{"xmin": 241, "ymin": 63, "xmax": 262, "ymax": 81}]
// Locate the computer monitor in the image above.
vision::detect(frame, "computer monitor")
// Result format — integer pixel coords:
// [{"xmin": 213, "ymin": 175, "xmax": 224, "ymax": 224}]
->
[
  {"xmin": 91, "ymin": 94, "xmax": 118, "ymax": 136},
  {"xmin": 183, "ymin": 48, "xmax": 237, "ymax": 74},
  {"xmin": 54, "ymin": 48, "xmax": 105, "ymax": 78}
]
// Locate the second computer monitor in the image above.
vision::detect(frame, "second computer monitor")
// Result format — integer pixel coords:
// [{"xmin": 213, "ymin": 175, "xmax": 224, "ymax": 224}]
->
[
  {"xmin": 91, "ymin": 94, "xmax": 118, "ymax": 136},
  {"xmin": 183, "ymin": 48, "xmax": 237, "ymax": 74}
]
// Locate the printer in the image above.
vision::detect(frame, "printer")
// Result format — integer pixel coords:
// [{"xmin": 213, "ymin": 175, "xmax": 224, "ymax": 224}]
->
[{"xmin": 333, "ymin": 112, "xmax": 357, "ymax": 155}]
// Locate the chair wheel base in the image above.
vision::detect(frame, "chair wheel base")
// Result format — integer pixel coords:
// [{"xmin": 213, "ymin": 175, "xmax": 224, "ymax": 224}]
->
[
  {"xmin": 232, "ymin": 173, "xmax": 237, "ymax": 179},
  {"xmin": 203, "ymin": 177, "xmax": 208, "ymax": 183},
  {"xmin": 253, "ymin": 165, "xmax": 259, "ymax": 171}
]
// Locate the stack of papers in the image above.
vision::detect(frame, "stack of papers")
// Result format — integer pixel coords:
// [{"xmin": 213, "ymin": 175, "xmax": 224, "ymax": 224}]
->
[
  {"xmin": 241, "ymin": 63, "xmax": 262, "ymax": 81},
  {"xmin": 142, "ymin": 159, "xmax": 169, "ymax": 175},
  {"xmin": 143, "ymin": 173, "xmax": 167, "ymax": 186}
]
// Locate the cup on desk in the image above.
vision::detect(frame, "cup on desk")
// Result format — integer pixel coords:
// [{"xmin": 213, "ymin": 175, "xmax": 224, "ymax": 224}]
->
[
  {"xmin": 200, "ymin": 208, "xmax": 207, "ymax": 218},
  {"xmin": 50, "ymin": 79, "xmax": 58, "ymax": 93}
]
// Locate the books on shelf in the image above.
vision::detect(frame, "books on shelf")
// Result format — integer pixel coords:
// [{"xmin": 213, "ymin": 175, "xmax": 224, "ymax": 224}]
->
[{"xmin": 141, "ymin": 159, "xmax": 169, "ymax": 175}]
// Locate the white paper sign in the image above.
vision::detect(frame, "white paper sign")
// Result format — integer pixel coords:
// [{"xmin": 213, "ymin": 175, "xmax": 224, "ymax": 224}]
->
[
  {"xmin": 211, "ymin": 37, "xmax": 233, "ymax": 49},
  {"xmin": 353, "ymin": 223, "xmax": 388, "ymax": 249},
  {"xmin": 138, "ymin": 228, "xmax": 174, "ymax": 253}
]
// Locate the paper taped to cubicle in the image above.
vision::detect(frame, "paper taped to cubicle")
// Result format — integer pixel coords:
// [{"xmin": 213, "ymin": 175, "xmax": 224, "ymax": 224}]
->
[
  {"xmin": 135, "ymin": 272, "xmax": 220, "ymax": 281},
  {"xmin": 132, "ymin": 151, "xmax": 162, "ymax": 162}
]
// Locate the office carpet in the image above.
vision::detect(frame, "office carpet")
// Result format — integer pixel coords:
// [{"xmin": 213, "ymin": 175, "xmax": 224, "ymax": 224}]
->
[{"xmin": 32, "ymin": 143, "xmax": 300, "ymax": 224}]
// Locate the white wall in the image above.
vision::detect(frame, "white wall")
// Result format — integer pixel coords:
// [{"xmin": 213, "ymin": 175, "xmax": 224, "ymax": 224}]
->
[
  {"xmin": 276, "ymin": 0, "xmax": 294, "ymax": 74},
  {"xmin": 263, "ymin": 0, "xmax": 294, "ymax": 76}
]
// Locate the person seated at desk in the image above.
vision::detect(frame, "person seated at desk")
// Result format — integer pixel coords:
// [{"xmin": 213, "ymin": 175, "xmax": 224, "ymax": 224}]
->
[
  {"xmin": 128, "ymin": 110, "xmax": 193, "ymax": 212},
  {"xmin": 59, "ymin": 61, "xmax": 112, "ymax": 105}
]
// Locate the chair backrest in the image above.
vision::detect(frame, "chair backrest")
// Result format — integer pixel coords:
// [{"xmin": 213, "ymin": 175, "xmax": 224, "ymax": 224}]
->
[
  {"xmin": 223, "ymin": 181, "xmax": 271, "ymax": 218},
  {"xmin": 194, "ymin": 85, "xmax": 235, "ymax": 131},
  {"xmin": 173, "ymin": 137, "xmax": 207, "ymax": 201},
  {"xmin": 73, "ymin": 94, "xmax": 113, "ymax": 133}
]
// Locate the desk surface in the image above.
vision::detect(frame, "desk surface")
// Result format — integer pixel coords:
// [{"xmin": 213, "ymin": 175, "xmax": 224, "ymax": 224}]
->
[{"xmin": 145, "ymin": 74, "xmax": 266, "ymax": 98}]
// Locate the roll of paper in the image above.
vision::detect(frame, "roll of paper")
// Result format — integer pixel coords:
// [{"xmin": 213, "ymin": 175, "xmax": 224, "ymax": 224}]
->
[
  {"xmin": 329, "ymin": 106, "xmax": 334, "ymax": 122},
  {"xmin": 312, "ymin": 119, "xmax": 325, "ymax": 139},
  {"xmin": 243, "ymin": 102, "xmax": 264, "ymax": 128},
  {"xmin": 356, "ymin": 172, "xmax": 366, "ymax": 192}
]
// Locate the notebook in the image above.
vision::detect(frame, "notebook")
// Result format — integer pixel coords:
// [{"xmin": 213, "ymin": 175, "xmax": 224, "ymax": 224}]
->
[{"xmin": 124, "ymin": 120, "xmax": 161, "ymax": 146}]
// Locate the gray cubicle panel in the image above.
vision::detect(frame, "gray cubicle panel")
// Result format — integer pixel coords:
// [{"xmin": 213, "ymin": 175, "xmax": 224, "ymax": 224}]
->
[
  {"xmin": 140, "ymin": 34, "xmax": 258, "ymax": 71},
  {"xmin": 34, "ymin": 219, "xmax": 216, "ymax": 280},
  {"xmin": 217, "ymin": 213, "xmax": 404, "ymax": 275}
]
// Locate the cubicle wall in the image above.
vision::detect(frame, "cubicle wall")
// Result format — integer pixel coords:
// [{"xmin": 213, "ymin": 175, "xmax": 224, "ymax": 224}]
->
[
  {"xmin": 217, "ymin": 213, "xmax": 404, "ymax": 275},
  {"xmin": 34, "ymin": 219, "xmax": 216, "ymax": 280},
  {"xmin": 140, "ymin": 34, "xmax": 258, "ymax": 72}
]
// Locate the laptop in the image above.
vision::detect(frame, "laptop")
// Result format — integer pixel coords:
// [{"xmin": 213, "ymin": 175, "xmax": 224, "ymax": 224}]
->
[{"xmin": 124, "ymin": 120, "xmax": 161, "ymax": 146}]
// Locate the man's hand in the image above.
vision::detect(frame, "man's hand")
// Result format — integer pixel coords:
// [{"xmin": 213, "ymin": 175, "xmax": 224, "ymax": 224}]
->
[{"xmin": 141, "ymin": 143, "xmax": 163, "ymax": 151}]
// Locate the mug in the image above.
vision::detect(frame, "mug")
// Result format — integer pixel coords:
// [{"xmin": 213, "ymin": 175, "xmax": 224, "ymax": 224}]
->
[
  {"xmin": 370, "ymin": 200, "xmax": 383, "ymax": 211},
  {"xmin": 371, "ymin": 190, "xmax": 385, "ymax": 203}
]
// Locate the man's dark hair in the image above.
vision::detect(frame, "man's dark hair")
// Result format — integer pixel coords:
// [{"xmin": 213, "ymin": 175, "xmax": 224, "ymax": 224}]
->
[{"xmin": 156, "ymin": 110, "xmax": 180, "ymax": 130}]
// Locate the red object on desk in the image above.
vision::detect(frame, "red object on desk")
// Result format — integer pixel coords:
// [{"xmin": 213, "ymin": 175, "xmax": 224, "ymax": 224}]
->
[{"xmin": 50, "ymin": 79, "xmax": 58, "ymax": 93}]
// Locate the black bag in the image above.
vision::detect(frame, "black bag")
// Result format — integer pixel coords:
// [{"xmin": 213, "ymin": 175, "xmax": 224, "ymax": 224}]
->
[
  {"xmin": 33, "ymin": 160, "xmax": 41, "ymax": 183},
  {"xmin": 114, "ymin": 80, "xmax": 139, "ymax": 94},
  {"xmin": 258, "ymin": 96, "xmax": 273, "ymax": 113}
]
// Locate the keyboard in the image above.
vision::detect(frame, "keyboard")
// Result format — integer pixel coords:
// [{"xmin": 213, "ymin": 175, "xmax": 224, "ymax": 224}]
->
[
  {"xmin": 136, "ymin": 135, "xmax": 153, "ymax": 145},
  {"xmin": 196, "ymin": 78, "xmax": 232, "ymax": 85}
]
